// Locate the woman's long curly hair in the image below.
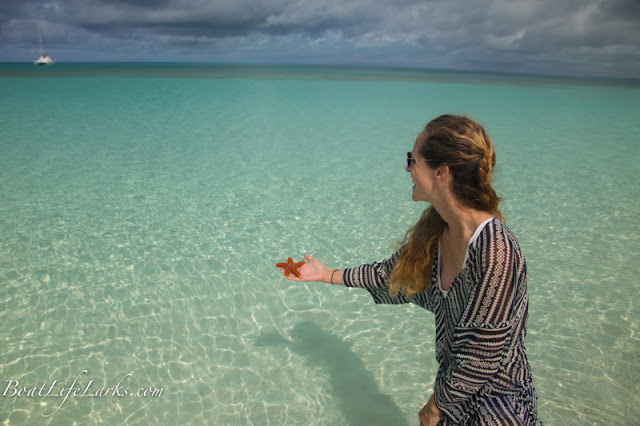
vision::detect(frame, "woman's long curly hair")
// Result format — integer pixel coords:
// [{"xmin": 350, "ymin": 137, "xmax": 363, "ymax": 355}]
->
[{"xmin": 388, "ymin": 115, "xmax": 504, "ymax": 298}]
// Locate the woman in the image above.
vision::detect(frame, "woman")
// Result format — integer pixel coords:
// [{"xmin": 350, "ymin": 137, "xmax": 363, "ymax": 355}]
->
[{"xmin": 278, "ymin": 115, "xmax": 539, "ymax": 425}]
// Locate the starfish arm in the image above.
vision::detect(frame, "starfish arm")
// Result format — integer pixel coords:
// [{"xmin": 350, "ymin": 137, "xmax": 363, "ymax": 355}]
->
[{"xmin": 275, "ymin": 257, "xmax": 304, "ymax": 279}]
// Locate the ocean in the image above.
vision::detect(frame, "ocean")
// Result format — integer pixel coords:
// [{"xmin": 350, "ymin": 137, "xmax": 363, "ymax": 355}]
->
[{"xmin": 1, "ymin": 63, "xmax": 639, "ymax": 425}]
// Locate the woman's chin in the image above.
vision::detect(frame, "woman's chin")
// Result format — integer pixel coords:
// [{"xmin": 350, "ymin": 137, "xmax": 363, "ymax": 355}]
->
[
  {"xmin": 411, "ymin": 186, "xmax": 419, "ymax": 201},
  {"xmin": 411, "ymin": 186, "xmax": 428, "ymax": 203}
]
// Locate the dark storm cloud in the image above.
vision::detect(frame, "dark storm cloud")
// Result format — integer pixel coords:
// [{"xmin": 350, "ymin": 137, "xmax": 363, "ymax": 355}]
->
[
  {"xmin": 1, "ymin": 0, "xmax": 639, "ymax": 77},
  {"xmin": 62, "ymin": 0, "xmax": 394, "ymax": 37}
]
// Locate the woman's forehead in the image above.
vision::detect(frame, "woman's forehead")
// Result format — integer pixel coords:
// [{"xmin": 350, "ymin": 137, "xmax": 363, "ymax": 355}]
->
[{"xmin": 413, "ymin": 130, "xmax": 428, "ymax": 152}]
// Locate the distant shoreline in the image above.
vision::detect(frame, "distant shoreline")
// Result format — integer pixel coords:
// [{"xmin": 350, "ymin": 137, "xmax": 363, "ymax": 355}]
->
[{"xmin": 1, "ymin": 62, "xmax": 639, "ymax": 88}]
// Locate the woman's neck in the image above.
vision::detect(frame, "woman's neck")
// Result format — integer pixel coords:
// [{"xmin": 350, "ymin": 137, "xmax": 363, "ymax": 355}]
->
[{"xmin": 433, "ymin": 196, "xmax": 494, "ymax": 243}]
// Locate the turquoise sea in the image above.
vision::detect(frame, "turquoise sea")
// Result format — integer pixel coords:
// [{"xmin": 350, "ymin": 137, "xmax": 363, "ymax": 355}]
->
[{"xmin": 1, "ymin": 63, "xmax": 639, "ymax": 425}]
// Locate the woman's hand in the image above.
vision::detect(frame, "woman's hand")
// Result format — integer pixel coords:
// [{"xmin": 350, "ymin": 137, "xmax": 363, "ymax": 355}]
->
[
  {"xmin": 419, "ymin": 394, "xmax": 442, "ymax": 426},
  {"xmin": 278, "ymin": 254, "xmax": 327, "ymax": 282}
]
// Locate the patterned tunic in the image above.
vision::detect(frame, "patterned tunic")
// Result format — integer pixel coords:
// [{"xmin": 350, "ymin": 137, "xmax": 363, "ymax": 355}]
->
[{"xmin": 343, "ymin": 218, "xmax": 539, "ymax": 425}]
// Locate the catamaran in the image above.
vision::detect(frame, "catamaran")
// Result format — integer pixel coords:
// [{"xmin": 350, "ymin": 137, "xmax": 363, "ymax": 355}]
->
[{"xmin": 34, "ymin": 24, "xmax": 55, "ymax": 65}]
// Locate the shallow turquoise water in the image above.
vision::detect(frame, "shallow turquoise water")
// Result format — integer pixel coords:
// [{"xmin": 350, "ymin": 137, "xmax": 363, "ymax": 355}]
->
[{"xmin": 1, "ymin": 64, "xmax": 639, "ymax": 425}]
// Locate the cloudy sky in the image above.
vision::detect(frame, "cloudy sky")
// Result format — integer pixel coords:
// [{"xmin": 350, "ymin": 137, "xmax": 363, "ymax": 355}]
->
[{"xmin": 1, "ymin": 0, "xmax": 639, "ymax": 78}]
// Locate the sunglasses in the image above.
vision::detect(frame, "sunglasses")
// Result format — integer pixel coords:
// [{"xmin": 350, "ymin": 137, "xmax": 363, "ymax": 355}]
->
[{"xmin": 406, "ymin": 151, "xmax": 416, "ymax": 168}]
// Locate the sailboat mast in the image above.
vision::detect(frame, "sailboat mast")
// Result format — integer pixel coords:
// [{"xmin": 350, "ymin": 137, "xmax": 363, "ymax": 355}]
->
[{"xmin": 38, "ymin": 23, "xmax": 44, "ymax": 56}]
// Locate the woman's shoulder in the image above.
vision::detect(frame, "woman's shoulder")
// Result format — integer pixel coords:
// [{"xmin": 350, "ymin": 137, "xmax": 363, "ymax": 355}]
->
[{"xmin": 474, "ymin": 217, "xmax": 523, "ymax": 255}]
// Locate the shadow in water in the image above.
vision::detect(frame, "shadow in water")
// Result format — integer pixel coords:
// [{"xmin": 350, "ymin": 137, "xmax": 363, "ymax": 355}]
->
[{"xmin": 255, "ymin": 321, "xmax": 408, "ymax": 426}]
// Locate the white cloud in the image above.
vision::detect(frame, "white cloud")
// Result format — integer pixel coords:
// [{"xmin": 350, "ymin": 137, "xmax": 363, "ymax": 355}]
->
[{"xmin": 485, "ymin": 30, "xmax": 526, "ymax": 50}]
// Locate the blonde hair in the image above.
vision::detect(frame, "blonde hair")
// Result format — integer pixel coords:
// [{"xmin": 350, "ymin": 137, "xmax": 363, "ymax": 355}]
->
[{"xmin": 389, "ymin": 115, "xmax": 504, "ymax": 298}]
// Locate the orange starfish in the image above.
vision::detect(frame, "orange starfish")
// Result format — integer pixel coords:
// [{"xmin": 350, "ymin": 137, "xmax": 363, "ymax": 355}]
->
[{"xmin": 275, "ymin": 257, "xmax": 305, "ymax": 278}]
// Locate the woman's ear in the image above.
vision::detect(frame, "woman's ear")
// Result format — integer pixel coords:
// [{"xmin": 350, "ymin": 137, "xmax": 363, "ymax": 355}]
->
[{"xmin": 435, "ymin": 164, "xmax": 450, "ymax": 180}]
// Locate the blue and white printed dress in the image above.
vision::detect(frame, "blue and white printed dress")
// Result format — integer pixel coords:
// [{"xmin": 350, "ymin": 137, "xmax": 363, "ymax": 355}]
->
[{"xmin": 343, "ymin": 218, "xmax": 539, "ymax": 425}]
